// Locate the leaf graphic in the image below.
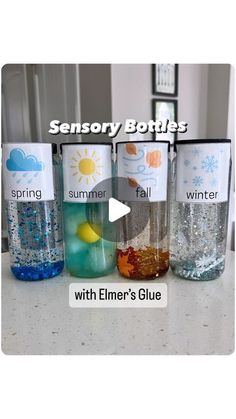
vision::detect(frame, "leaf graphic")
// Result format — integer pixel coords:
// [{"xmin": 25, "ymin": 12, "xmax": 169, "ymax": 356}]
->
[
  {"xmin": 117, "ymin": 253, "xmax": 134, "ymax": 277},
  {"xmin": 128, "ymin": 177, "xmax": 138, "ymax": 188},
  {"xmin": 126, "ymin": 143, "xmax": 137, "ymax": 155},
  {"xmin": 146, "ymin": 150, "xmax": 161, "ymax": 168}
]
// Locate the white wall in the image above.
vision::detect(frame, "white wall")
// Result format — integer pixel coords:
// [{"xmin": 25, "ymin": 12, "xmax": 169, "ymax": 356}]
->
[
  {"xmin": 111, "ymin": 64, "xmax": 151, "ymax": 142},
  {"xmin": 207, "ymin": 64, "xmax": 230, "ymax": 138},
  {"xmin": 178, "ymin": 64, "xmax": 208, "ymax": 139},
  {"xmin": 2, "ymin": 64, "xmax": 81, "ymax": 144},
  {"xmin": 79, "ymin": 64, "xmax": 112, "ymax": 143},
  {"xmin": 111, "ymin": 64, "xmax": 209, "ymax": 141},
  {"xmin": 2, "ymin": 64, "xmax": 32, "ymax": 142}
]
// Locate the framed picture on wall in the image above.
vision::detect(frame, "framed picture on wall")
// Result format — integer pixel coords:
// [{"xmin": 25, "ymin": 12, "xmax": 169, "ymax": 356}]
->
[
  {"xmin": 152, "ymin": 99, "xmax": 178, "ymax": 143},
  {"xmin": 152, "ymin": 64, "xmax": 178, "ymax": 96}
]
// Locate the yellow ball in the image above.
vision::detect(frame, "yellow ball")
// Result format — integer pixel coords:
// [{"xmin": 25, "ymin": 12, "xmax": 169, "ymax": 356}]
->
[{"xmin": 76, "ymin": 222, "xmax": 101, "ymax": 243}]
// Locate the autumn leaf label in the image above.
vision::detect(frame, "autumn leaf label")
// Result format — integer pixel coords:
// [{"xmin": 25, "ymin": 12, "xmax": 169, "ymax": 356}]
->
[
  {"xmin": 117, "ymin": 253, "xmax": 134, "ymax": 277},
  {"xmin": 126, "ymin": 143, "xmax": 137, "ymax": 155},
  {"xmin": 128, "ymin": 177, "xmax": 138, "ymax": 188},
  {"xmin": 146, "ymin": 150, "xmax": 161, "ymax": 168}
]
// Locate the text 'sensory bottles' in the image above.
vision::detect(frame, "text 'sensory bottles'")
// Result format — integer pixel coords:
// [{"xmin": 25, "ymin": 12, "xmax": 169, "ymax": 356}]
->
[
  {"xmin": 116, "ymin": 141, "xmax": 170, "ymax": 279},
  {"xmin": 61, "ymin": 143, "xmax": 116, "ymax": 278},
  {"xmin": 170, "ymin": 139, "xmax": 231, "ymax": 280},
  {"xmin": 2, "ymin": 143, "xmax": 64, "ymax": 280}
]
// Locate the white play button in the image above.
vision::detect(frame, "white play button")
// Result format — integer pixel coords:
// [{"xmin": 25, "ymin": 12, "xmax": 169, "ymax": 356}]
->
[{"xmin": 108, "ymin": 198, "xmax": 131, "ymax": 222}]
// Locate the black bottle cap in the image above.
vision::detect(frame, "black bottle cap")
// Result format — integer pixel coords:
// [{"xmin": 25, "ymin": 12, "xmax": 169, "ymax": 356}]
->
[
  {"xmin": 115, "ymin": 140, "xmax": 170, "ymax": 152},
  {"xmin": 59, "ymin": 141, "xmax": 113, "ymax": 154},
  {"xmin": 173, "ymin": 139, "xmax": 231, "ymax": 152},
  {"xmin": 51, "ymin": 143, "xmax": 57, "ymax": 154}
]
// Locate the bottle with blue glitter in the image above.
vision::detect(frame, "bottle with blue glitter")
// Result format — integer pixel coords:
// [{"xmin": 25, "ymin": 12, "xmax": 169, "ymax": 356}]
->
[
  {"xmin": 2, "ymin": 142, "xmax": 64, "ymax": 280},
  {"xmin": 170, "ymin": 139, "xmax": 231, "ymax": 280}
]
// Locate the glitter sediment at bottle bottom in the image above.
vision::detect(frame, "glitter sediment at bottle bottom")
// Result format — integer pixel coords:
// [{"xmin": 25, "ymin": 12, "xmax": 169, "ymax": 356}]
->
[
  {"xmin": 116, "ymin": 201, "xmax": 169, "ymax": 280},
  {"xmin": 117, "ymin": 246, "xmax": 169, "ymax": 280},
  {"xmin": 11, "ymin": 260, "xmax": 64, "ymax": 281},
  {"xmin": 170, "ymin": 256, "xmax": 225, "ymax": 281},
  {"xmin": 7, "ymin": 200, "xmax": 64, "ymax": 281}
]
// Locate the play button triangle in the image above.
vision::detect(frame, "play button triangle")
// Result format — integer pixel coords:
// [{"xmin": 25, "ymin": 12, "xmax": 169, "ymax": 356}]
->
[{"xmin": 108, "ymin": 198, "xmax": 131, "ymax": 222}]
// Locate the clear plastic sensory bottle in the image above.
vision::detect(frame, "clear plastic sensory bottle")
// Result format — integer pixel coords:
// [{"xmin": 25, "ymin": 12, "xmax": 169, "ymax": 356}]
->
[
  {"xmin": 116, "ymin": 141, "xmax": 170, "ymax": 279},
  {"xmin": 61, "ymin": 143, "xmax": 116, "ymax": 278},
  {"xmin": 170, "ymin": 139, "xmax": 231, "ymax": 280},
  {"xmin": 2, "ymin": 142, "xmax": 64, "ymax": 280}
]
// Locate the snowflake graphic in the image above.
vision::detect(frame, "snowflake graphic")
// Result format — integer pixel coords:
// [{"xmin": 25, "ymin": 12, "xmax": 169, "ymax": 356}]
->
[
  {"xmin": 192, "ymin": 176, "xmax": 203, "ymax": 187},
  {"xmin": 192, "ymin": 166, "xmax": 198, "ymax": 171},
  {"xmin": 183, "ymin": 180, "xmax": 188, "ymax": 184},
  {"xmin": 210, "ymin": 178, "xmax": 218, "ymax": 187},
  {"xmin": 184, "ymin": 159, "xmax": 190, "ymax": 167},
  {"xmin": 201, "ymin": 155, "xmax": 218, "ymax": 173},
  {"xmin": 192, "ymin": 147, "xmax": 202, "ymax": 157},
  {"xmin": 195, "ymin": 255, "xmax": 225, "ymax": 273},
  {"xmin": 196, "ymin": 255, "xmax": 215, "ymax": 268}
]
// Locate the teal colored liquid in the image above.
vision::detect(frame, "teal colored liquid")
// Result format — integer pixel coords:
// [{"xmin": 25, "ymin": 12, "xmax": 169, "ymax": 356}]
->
[{"xmin": 64, "ymin": 202, "xmax": 116, "ymax": 278}]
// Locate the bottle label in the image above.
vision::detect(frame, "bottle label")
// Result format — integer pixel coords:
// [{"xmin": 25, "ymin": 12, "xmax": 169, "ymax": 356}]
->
[
  {"xmin": 176, "ymin": 143, "xmax": 231, "ymax": 203},
  {"xmin": 2, "ymin": 143, "xmax": 55, "ymax": 202},
  {"xmin": 117, "ymin": 142, "xmax": 168, "ymax": 202},
  {"xmin": 62, "ymin": 144, "xmax": 112, "ymax": 203}
]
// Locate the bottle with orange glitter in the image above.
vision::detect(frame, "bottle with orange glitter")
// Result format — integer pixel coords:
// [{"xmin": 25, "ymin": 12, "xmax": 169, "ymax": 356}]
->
[{"xmin": 116, "ymin": 141, "xmax": 170, "ymax": 280}]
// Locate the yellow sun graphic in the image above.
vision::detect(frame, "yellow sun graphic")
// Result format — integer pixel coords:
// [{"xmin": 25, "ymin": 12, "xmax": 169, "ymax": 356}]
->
[{"xmin": 70, "ymin": 148, "xmax": 103, "ymax": 185}]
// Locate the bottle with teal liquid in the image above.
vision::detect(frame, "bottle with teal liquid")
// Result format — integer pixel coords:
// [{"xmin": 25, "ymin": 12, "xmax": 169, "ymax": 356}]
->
[
  {"xmin": 61, "ymin": 143, "xmax": 116, "ymax": 278},
  {"xmin": 2, "ymin": 142, "xmax": 64, "ymax": 280}
]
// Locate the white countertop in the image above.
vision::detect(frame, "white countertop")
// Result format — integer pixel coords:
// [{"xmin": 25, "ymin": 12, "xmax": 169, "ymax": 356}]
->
[{"xmin": 1, "ymin": 251, "xmax": 235, "ymax": 355}]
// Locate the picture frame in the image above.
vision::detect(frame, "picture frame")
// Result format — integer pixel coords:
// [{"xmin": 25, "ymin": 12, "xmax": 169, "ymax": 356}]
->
[
  {"xmin": 152, "ymin": 64, "xmax": 178, "ymax": 96},
  {"xmin": 152, "ymin": 98, "xmax": 178, "ymax": 144}
]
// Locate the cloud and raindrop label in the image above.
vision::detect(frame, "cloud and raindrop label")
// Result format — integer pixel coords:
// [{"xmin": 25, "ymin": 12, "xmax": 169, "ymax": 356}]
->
[
  {"xmin": 117, "ymin": 142, "xmax": 168, "ymax": 202},
  {"xmin": 176, "ymin": 143, "xmax": 231, "ymax": 203},
  {"xmin": 2, "ymin": 144, "xmax": 54, "ymax": 202}
]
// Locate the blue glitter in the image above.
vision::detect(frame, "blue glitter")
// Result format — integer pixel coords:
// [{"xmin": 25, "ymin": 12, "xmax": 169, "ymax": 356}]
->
[
  {"xmin": 7, "ymin": 157, "xmax": 64, "ymax": 281},
  {"xmin": 11, "ymin": 260, "xmax": 64, "ymax": 281}
]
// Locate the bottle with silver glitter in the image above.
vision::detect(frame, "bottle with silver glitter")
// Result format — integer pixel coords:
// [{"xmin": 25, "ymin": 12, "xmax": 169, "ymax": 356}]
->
[
  {"xmin": 2, "ymin": 143, "xmax": 64, "ymax": 280},
  {"xmin": 170, "ymin": 139, "xmax": 231, "ymax": 280},
  {"xmin": 116, "ymin": 141, "xmax": 170, "ymax": 280}
]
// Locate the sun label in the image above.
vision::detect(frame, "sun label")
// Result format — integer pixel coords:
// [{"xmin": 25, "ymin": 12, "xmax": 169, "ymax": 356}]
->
[
  {"xmin": 175, "ymin": 143, "xmax": 231, "ymax": 203},
  {"xmin": 62, "ymin": 144, "xmax": 112, "ymax": 203},
  {"xmin": 2, "ymin": 143, "xmax": 54, "ymax": 202},
  {"xmin": 117, "ymin": 142, "xmax": 168, "ymax": 202}
]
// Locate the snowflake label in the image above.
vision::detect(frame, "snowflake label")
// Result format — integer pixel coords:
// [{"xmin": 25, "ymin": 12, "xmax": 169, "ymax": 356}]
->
[{"xmin": 175, "ymin": 143, "xmax": 231, "ymax": 203}]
